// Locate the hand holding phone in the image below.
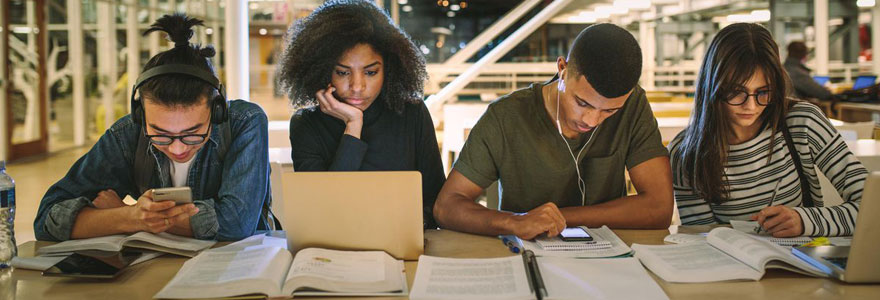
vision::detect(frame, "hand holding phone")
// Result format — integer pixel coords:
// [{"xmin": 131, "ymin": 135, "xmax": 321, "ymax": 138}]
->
[
  {"xmin": 560, "ymin": 227, "xmax": 593, "ymax": 242},
  {"xmin": 151, "ymin": 187, "xmax": 193, "ymax": 205}
]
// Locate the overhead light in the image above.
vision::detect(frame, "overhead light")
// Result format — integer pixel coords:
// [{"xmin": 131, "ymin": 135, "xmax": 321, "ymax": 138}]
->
[
  {"xmin": 450, "ymin": 4, "xmax": 460, "ymax": 11},
  {"xmin": 12, "ymin": 27, "xmax": 31, "ymax": 34},
  {"xmin": 249, "ymin": 3, "xmax": 259, "ymax": 10},
  {"xmin": 750, "ymin": 10, "xmax": 771, "ymax": 22},
  {"xmin": 614, "ymin": 0, "xmax": 651, "ymax": 10},
  {"xmin": 856, "ymin": 0, "xmax": 875, "ymax": 7},
  {"xmin": 460, "ymin": 1, "xmax": 468, "ymax": 9},
  {"xmin": 420, "ymin": 45, "xmax": 430, "ymax": 55},
  {"xmin": 258, "ymin": 28, "xmax": 268, "ymax": 35},
  {"xmin": 568, "ymin": 15, "xmax": 597, "ymax": 23},
  {"xmin": 402, "ymin": 5, "xmax": 412, "ymax": 12},
  {"xmin": 828, "ymin": 18, "xmax": 844, "ymax": 26},
  {"xmin": 205, "ymin": 28, "xmax": 213, "ymax": 35},
  {"xmin": 447, "ymin": 11, "xmax": 455, "ymax": 17},
  {"xmin": 441, "ymin": 0, "xmax": 449, "ymax": 7},
  {"xmin": 398, "ymin": 0, "xmax": 408, "ymax": 4}
]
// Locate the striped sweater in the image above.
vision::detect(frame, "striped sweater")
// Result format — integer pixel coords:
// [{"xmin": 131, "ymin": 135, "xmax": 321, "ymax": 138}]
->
[{"xmin": 668, "ymin": 102, "xmax": 868, "ymax": 236}]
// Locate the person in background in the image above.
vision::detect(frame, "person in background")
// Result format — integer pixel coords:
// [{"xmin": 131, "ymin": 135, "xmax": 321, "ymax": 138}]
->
[
  {"xmin": 277, "ymin": 0, "xmax": 445, "ymax": 229},
  {"xmin": 784, "ymin": 41, "xmax": 834, "ymax": 101},
  {"xmin": 669, "ymin": 23, "xmax": 866, "ymax": 237}
]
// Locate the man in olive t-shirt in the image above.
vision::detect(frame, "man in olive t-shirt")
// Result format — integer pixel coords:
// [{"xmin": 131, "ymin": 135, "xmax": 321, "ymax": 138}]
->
[{"xmin": 433, "ymin": 24, "xmax": 673, "ymax": 240}]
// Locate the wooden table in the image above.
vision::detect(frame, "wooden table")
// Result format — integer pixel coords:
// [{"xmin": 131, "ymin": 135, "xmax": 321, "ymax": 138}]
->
[
  {"xmin": 6, "ymin": 227, "xmax": 878, "ymax": 299},
  {"xmin": 836, "ymin": 102, "xmax": 880, "ymax": 123}
]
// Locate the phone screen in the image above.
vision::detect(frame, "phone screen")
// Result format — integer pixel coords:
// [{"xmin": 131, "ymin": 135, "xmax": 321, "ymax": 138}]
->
[{"xmin": 560, "ymin": 227, "xmax": 593, "ymax": 241}]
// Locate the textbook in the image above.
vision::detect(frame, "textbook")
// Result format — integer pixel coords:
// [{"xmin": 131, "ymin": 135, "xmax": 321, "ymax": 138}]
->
[
  {"xmin": 633, "ymin": 227, "xmax": 827, "ymax": 283},
  {"xmin": 409, "ymin": 251, "xmax": 668, "ymax": 300},
  {"xmin": 37, "ymin": 232, "xmax": 216, "ymax": 257},
  {"xmin": 155, "ymin": 246, "xmax": 407, "ymax": 299}
]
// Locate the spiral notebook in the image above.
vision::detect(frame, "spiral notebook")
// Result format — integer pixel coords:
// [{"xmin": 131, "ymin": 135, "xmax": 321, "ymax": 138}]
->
[{"xmin": 535, "ymin": 237, "xmax": 612, "ymax": 251}]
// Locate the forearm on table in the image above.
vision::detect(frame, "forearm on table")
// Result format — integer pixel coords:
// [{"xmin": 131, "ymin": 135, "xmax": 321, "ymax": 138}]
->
[
  {"xmin": 434, "ymin": 194, "xmax": 516, "ymax": 236},
  {"xmin": 560, "ymin": 193, "xmax": 672, "ymax": 229},
  {"xmin": 70, "ymin": 206, "xmax": 134, "ymax": 239}
]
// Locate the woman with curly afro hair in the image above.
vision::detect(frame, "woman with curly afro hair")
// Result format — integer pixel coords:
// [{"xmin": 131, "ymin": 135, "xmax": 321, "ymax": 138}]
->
[{"xmin": 277, "ymin": 0, "xmax": 445, "ymax": 229}]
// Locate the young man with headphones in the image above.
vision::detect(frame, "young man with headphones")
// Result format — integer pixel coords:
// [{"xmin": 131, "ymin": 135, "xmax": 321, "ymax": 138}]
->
[
  {"xmin": 33, "ymin": 14, "xmax": 272, "ymax": 241},
  {"xmin": 433, "ymin": 24, "xmax": 674, "ymax": 239}
]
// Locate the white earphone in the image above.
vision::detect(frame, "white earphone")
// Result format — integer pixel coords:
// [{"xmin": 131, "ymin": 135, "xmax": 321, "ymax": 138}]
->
[{"xmin": 555, "ymin": 71, "xmax": 598, "ymax": 206}]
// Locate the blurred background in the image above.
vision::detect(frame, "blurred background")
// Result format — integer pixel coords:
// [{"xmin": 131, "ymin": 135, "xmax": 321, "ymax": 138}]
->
[{"xmin": 2, "ymin": 0, "xmax": 880, "ymax": 243}]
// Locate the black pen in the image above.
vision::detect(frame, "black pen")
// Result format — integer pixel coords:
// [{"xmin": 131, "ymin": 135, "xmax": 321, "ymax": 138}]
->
[
  {"xmin": 755, "ymin": 177, "xmax": 783, "ymax": 235},
  {"xmin": 524, "ymin": 250, "xmax": 547, "ymax": 300}
]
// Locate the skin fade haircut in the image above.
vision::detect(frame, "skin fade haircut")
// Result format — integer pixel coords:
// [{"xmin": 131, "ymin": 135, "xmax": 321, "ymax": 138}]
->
[{"xmin": 567, "ymin": 23, "xmax": 643, "ymax": 98}]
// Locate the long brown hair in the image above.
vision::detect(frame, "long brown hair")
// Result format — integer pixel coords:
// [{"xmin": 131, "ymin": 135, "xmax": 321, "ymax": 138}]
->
[{"xmin": 674, "ymin": 23, "xmax": 791, "ymax": 203}]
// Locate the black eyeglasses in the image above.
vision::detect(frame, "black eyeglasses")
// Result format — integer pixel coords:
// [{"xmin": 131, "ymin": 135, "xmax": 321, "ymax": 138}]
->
[
  {"xmin": 725, "ymin": 90, "xmax": 772, "ymax": 106},
  {"xmin": 145, "ymin": 132, "xmax": 210, "ymax": 145}
]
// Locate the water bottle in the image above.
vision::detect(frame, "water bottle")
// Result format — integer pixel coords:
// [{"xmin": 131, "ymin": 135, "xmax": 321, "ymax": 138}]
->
[{"xmin": 0, "ymin": 161, "xmax": 16, "ymax": 268}]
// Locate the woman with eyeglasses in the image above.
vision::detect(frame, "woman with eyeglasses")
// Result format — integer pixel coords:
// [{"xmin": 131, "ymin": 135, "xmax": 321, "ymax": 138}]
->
[{"xmin": 668, "ymin": 23, "xmax": 867, "ymax": 237}]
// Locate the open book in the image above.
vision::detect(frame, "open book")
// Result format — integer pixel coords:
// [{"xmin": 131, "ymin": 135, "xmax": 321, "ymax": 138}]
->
[
  {"xmin": 37, "ymin": 232, "xmax": 216, "ymax": 257},
  {"xmin": 633, "ymin": 227, "xmax": 827, "ymax": 282},
  {"xmin": 155, "ymin": 246, "xmax": 407, "ymax": 299},
  {"xmin": 410, "ymin": 251, "xmax": 668, "ymax": 300}
]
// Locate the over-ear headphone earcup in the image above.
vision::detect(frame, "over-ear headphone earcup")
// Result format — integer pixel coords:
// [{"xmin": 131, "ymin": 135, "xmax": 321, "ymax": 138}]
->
[
  {"xmin": 211, "ymin": 94, "xmax": 228, "ymax": 124},
  {"xmin": 131, "ymin": 95, "xmax": 144, "ymax": 124}
]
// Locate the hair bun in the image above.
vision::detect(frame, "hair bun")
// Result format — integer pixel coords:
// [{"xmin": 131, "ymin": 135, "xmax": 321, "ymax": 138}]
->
[
  {"xmin": 144, "ymin": 13, "xmax": 205, "ymax": 49},
  {"xmin": 199, "ymin": 46, "xmax": 216, "ymax": 58}
]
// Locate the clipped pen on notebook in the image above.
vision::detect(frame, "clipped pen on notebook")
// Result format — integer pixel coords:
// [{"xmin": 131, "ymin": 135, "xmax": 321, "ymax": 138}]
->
[
  {"xmin": 500, "ymin": 235, "xmax": 521, "ymax": 254},
  {"xmin": 755, "ymin": 177, "xmax": 783, "ymax": 235}
]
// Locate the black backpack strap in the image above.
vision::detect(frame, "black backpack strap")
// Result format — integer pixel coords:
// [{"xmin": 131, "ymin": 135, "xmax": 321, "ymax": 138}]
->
[
  {"xmin": 780, "ymin": 121, "xmax": 815, "ymax": 207},
  {"xmin": 133, "ymin": 130, "xmax": 155, "ymax": 196}
]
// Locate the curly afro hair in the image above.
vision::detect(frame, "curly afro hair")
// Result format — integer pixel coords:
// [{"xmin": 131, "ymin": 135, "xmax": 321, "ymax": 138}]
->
[{"xmin": 277, "ymin": 0, "xmax": 427, "ymax": 114}]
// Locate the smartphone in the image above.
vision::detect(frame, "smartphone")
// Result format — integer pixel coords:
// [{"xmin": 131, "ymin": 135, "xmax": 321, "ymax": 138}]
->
[
  {"xmin": 43, "ymin": 250, "xmax": 142, "ymax": 279},
  {"xmin": 151, "ymin": 187, "xmax": 192, "ymax": 205},
  {"xmin": 560, "ymin": 227, "xmax": 593, "ymax": 242}
]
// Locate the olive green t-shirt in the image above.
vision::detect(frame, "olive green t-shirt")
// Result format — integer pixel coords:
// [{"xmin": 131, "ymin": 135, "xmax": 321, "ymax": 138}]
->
[{"xmin": 454, "ymin": 83, "xmax": 668, "ymax": 213}]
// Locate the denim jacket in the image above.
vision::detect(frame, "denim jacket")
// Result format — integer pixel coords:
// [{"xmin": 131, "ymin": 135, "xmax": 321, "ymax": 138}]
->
[{"xmin": 34, "ymin": 100, "xmax": 271, "ymax": 241}]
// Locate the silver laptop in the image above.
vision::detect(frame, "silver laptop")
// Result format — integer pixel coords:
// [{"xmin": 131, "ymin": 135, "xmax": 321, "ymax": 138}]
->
[
  {"xmin": 279, "ymin": 171, "xmax": 425, "ymax": 260},
  {"xmin": 792, "ymin": 171, "xmax": 880, "ymax": 283}
]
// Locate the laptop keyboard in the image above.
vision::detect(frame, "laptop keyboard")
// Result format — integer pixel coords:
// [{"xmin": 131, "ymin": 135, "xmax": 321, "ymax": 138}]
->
[{"xmin": 823, "ymin": 257, "xmax": 848, "ymax": 269}]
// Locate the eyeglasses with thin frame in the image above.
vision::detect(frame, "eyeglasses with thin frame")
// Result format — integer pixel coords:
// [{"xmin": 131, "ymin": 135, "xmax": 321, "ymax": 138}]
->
[{"xmin": 725, "ymin": 89, "xmax": 772, "ymax": 106}]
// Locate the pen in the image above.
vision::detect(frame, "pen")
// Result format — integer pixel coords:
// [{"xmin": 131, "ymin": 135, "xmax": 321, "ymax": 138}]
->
[
  {"xmin": 524, "ymin": 250, "xmax": 547, "ymax": 300},
  {"xmin": 500, "ymin": 235, "xmax": 521, "ymax": 254},
  {"xmin": 755, "ymin": 177, "xmax": 783, "ymax": 235}
]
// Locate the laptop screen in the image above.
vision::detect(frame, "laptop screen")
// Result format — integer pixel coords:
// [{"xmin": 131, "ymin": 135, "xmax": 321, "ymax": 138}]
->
[
  {"xmin": 852, "ymin": 76, "xmax": 877, "ymax": 90},
  {"xmin": 813, "ymin": 76, "xmax": 830, "ymax": 86}
]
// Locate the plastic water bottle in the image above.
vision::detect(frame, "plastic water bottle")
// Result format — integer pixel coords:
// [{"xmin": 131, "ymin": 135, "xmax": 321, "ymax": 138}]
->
[{"xmin": 0, "ymin": 161, "xmax": 16, "ymax": 268}]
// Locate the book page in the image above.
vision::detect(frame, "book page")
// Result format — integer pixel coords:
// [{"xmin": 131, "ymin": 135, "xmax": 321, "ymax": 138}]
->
[
  {"xmin": 707, "ymin": 228, "xmax": 825, "ymax": 277},
  {"xmin": 539, "ymin": 257, "xmax": 668, "ymax": 300},
  {"xmin": 126, "ymin": 232, "xmax": 216, "ymax": 252},
  {"xmin": 287, "ymin": 248, "xmax": 384, "ymax": 283},
  {"xmin": 154, "ymin": 246, "xmax": 292, "ymax": 299},
  {"xmin": 36, "ymin": 235, "xmax": 127, "ymax": 254},
  {"xmin": 282, "ymin": 249, "xmax": 405, "ymax": 295},
  {"xmin": 632, "ymin": 242, "xmax": 762, "ymax": 282},
  {"xmin": 409, "ymin": 255, "xmax": 533, "ymax": 300}
]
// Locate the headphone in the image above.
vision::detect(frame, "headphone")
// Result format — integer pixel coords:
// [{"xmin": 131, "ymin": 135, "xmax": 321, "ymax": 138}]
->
[
  {"xmin": 555, "ymin": 71, "xmax": 599, "ymax": 206},
  {"xmin": 130, "ymin": 64, "xmax": 228, "ymax": 125}
]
